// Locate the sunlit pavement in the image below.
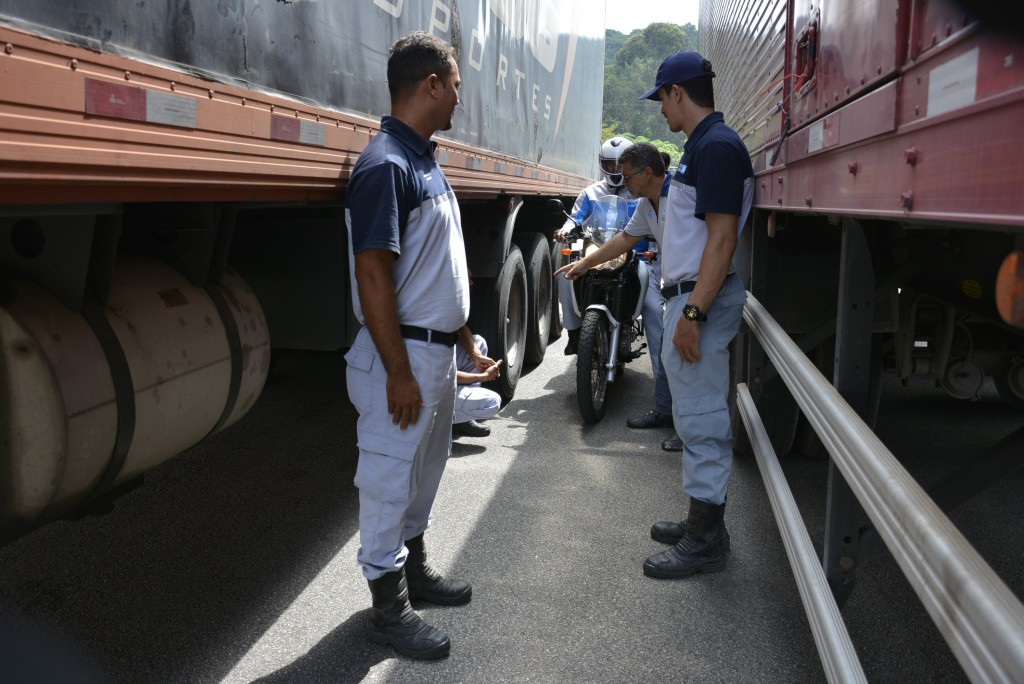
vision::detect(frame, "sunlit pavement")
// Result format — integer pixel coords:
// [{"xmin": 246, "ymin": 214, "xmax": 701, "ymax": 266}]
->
[{"xmin": 0, "ymin": 333, "xmax": 1020, "ymax": 683}]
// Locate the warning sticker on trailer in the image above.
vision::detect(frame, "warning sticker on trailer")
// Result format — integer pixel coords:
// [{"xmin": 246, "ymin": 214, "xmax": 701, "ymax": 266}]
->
[
  {"xmin": 270, "ymin": 114, "xmax": 326, "ymax": 147},
  {"xmin": 146, "ymin": 90, "xmax": 197, "ymax": 128},
  {"xmin": 927, "ymin": 47, "xmax": 979, "ymax": 118},
  {"xmin": 85, "ymin": 79, "xmax": 196, "ymax": 129}
]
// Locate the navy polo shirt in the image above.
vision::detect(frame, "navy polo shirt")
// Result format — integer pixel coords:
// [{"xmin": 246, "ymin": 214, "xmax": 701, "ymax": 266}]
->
[
  {"xmin": 662, "ymin": 112, "xmax": 754, "ymax": 284},
  {"xmin": 345, "ymin": 116, "xmax": 469, "ymax": 332}
]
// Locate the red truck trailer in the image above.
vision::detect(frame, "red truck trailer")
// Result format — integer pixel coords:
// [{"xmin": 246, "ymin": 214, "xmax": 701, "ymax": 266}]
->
[
  {"xmin": 0, "ymin": 1, "xmax": 607, "ymax": 544},
  {"xmin": 700, "ymin": 0, "xmax": 1024, "ymax": 606}
]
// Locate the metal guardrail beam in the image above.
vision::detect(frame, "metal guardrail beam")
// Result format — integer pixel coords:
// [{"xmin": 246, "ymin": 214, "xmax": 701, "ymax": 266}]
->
[
  {"xmin": 737, "ymin": 383, "xmax": 867, "ymax": 684},
  {"xmin": 742, "ymin": 291, "xmax": 1024, "ymax": 683}
]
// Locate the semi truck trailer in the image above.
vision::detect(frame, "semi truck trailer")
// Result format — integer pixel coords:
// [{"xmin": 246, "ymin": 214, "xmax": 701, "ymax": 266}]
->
[
  {"xmin": 701, "ymin": 0, "xmax": 1023, "ymax": 429},
  {"xmin": 699, "ymin": 0, "xmax": 1024, "ymax": 670},
  {"xmin": 0, "ymin": 0, "xmax": 607, "ymax": 545}
]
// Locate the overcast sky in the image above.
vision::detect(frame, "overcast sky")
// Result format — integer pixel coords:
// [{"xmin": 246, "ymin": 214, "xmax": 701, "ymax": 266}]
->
[{"xmin": 604, "ymin": 0, "xmax": 700, "ymax": 33}]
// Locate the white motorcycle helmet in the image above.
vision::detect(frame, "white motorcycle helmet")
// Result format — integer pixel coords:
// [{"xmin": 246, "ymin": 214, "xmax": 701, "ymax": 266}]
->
[{"xmin": 599, "ymin": 136, "xmax": 633, "ymax": 187}]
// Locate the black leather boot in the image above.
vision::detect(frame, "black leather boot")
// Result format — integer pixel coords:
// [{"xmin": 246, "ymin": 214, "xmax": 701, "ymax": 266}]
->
[
  {"xmin": 564, "ymin": 328, "xmax": 579, "ymax": 355},
  {"xmin": 643, "ymin": 498, "xmax": 728, "ymax": 579},
  {"xmin": 452, "ymin": 419, "xmax": 491, "ymax": 438},
  {"xmin": 650, "ymin": 511, "xmax": 731, "ymax": 553},
  {"xmin": 366, "ymin": 569, "xmax": 450, "ymax": 660},
  {"xmin": 405, "ymin": 533, "xmax": 472, "ymax": 606}
]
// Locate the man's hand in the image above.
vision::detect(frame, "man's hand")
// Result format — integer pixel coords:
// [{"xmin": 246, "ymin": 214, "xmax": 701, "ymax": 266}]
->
[
  {"xmin": 673, "ymin": 317, "xmax": 702, "ymax": 363},
  {"xmin": 473, "ymin": 352, "xmax": 499, "ymax": 373},
  {"xmin": 554, "ymin": 260, "xmax": 588, "ymax": 281},
  {"xmin": 386, "ymin": 367, "xmax": 423, "ymax": 429},
  {"xmin": 457, "ymin": 358, "xmax": 503, "ymax": 385},
  {"xmin": 554, "ymin": 225, "xmax": 576, "ymax": 241},
  {"xmin": 479, "ymin": 359, "xmax": 502, "ymax": 382},
  {"xmin": 669, "ymin": 211, "xmax": 739, "ymax": 365},
  {"xmin": 355, "ymin": 247, "xmax": 425, "ymax": 430}
]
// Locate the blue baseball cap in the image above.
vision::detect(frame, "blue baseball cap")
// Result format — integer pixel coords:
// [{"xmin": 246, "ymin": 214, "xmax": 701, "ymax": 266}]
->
[{"xmin": 639, "ymin": 50, "xmax": 716, "ymax": 101}]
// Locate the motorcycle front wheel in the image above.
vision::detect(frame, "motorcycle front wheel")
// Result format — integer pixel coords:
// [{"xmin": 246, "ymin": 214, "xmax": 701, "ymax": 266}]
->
[{"xmin": 576, "ymin": 309, "xmax": 609, "ymax": 423}]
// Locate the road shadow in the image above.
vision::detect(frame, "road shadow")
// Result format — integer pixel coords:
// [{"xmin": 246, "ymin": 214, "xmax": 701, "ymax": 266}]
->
[{"xmin": 250, "ymin": 610, "xmax": 388, "ymax": 684}]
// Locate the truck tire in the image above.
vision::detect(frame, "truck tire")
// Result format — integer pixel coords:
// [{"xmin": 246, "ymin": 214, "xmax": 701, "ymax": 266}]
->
[
  {"xmin": 513, "ymin": 232, "xmax": 552, "ymax": 364},
  {"xmin": 549, "ymin": 238, "xmax": 565, "ymax": 341},
  {"xmin": 733, "ymin": 376, "xmax": 799, "ymax": 457},
  {"xmin": 730, "ymin": 333, "xmax": 799, "ymax": 458},
  {"xmin": 992, "ymin": 361, "xmax": 1024, "ymax": 409},
  {"xmin": 471, "ymin": 245, "xmax": 528, "ymax": 404},
  {"xmin": 793, "ymin": 334, "xmax": 884, "ymax": 458}
]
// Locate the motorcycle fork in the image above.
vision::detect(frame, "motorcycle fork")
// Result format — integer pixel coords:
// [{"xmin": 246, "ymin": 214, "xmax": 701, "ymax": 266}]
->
[
  {"xmin": 602, "ymin": 276, "xmax": 630, "ymax": 381},
  {"xmin": 606, "ymin": 317, "xmax": 623, "ymax": 382}
]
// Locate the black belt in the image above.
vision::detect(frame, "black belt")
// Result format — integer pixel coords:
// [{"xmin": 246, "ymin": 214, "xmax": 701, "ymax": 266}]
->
[
  {"xmin": 661, "ymin": 280, "xmax": 697, "ymax": 300},
  {"xmin": 400, "ymin": 325, "xmax": 459, "ymax": 346}
]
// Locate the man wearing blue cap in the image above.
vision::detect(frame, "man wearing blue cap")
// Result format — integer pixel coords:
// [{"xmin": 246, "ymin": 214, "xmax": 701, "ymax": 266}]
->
[{"xmin": 638, "ymin": 51, "xmax": 754, "ymax": 579}]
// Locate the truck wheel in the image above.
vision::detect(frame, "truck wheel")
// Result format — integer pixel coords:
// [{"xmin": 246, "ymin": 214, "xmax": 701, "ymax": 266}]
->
[
  {"xmin": 730, "ymin": 332, "xmax": 799, "ymax": 457},
  {"xmin": 993, "ymin": 360, "xmax": 1024, "ymax": 409},
  {"xmin": 792, "ymin": 337, "xmax": 837, "ymax": 459},
  {"xmin": 549, "ymin": 238, "xmax": 565, "ymax": 341},
  {"xmin": 576, "ymin": 309, "xmax": 609, "ymax": 423},
  {"xmin": 471, "ymin": 245, "xmax": 527, "ymax": 404},
  {"xmin": 734, "ymin": 376, "xmax": 799, "ymax": 457},
  {"xmin": 793, "ymin": 334, "xmax": 884, "ymax": 458},
  {"xmin": 513, "ymin": 232, "xmax": 552, "ymax": 364}
]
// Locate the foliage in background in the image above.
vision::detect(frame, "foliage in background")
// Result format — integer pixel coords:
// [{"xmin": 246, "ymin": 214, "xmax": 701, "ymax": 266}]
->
[{"xmin": 603, "ymin": 22, "xmax": 698, "ymax": 166}]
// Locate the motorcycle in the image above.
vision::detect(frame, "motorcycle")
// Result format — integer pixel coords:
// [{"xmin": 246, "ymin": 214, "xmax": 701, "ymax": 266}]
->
[{"xmin": 551, "ymin": 195, "xmax": 653, "ymax": 423}]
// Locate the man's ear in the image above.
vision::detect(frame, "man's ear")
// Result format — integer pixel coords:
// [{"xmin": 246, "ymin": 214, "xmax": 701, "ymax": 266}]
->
[{"xmin": 425, "ymin": 73, "xmax": 442, "ymax": 99}]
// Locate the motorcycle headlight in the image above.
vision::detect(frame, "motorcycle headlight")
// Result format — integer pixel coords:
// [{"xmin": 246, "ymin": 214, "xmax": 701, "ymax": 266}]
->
[
  {"xmin": 588, "ymin": 226, "xmax": 618, "ymax": 247},
  {"xmin": 584, "ymin": 242, "xmax": 626, "ymax": 270}
]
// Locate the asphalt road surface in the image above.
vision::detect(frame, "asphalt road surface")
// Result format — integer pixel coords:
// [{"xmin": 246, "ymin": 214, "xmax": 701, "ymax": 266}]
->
[{"xmin": 1, "ymin": 334, "xmax": 1021, "ymax": 683}]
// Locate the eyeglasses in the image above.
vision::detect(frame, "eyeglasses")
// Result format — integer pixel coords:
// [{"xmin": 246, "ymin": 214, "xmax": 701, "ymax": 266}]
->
[{"xmin": 621, "ymin": 169, "xmax": 644, "ymax": 183}]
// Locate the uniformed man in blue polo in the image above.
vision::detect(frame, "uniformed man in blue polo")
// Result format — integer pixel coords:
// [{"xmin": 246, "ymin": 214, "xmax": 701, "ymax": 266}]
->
[
  {"xmin": 344, "ymin": 31, "xmax": 472, "ymax": 660},
  {"xmin": 638, "ymin": 51, "xmax": 753, "ymax": 579},
  {"xmin": 554, "ymin": 54, "xmax": 753, "ymax": 579}
]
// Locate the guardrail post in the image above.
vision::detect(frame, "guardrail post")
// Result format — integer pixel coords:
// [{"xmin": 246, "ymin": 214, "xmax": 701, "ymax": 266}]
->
[
  {"xmin": 742, "ymin": 210, "xmax": 772, "ymax": 404},
  {"xmin": 824, "ymin": 217, "xmax": 875, "ymax": 607}
]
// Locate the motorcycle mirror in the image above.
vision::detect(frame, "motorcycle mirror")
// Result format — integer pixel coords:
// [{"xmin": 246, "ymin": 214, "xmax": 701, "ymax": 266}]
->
[{"xmin": 546, "ymin": 198, "xmax": 574, "ymax": 221}]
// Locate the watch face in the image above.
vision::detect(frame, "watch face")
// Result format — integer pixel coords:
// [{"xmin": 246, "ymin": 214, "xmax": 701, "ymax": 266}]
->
[{"xmin": 684, "ymin": 306, "xmax": 697, "ymax": 320}]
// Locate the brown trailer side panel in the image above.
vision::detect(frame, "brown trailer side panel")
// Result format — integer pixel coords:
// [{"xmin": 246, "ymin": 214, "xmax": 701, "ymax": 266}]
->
[
  {"xmin": 703, "ymin": 0, "xmax": 1024, "ymax": 227},
  {"xmin": 0, "ymin": 25, "xmax": 591, "ymax": 205}
]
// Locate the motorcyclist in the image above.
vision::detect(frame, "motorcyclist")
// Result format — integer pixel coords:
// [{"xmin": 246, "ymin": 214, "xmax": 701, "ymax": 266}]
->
[{"xmin": 554, "ymin": 136, "xmax": 634, "ymax": 354}]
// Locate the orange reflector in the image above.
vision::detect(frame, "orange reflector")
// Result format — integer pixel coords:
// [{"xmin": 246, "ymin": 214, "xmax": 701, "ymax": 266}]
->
[
  {"xmin": 642, "ymin": 252, "xmax": 655, "ymax": 260},
  {"xmin": 561, "ymin": 248, "xmax": 572, "ymax": 256},
  {"xmin": 995, "ymin": 250, "xmax": 1024, "ymax": 329}
]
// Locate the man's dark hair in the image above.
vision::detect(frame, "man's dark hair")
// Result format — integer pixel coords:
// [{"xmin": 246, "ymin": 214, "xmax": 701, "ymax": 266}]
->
[
  {"xmin": 680, "ymin": 75, "xmax": 715, "ymax": 109},
  {"xmin": 620, "ymin": 142, "xmax": 666, "ymax": 176},
  {"xmin": 387, "ymin": 32, "xmax": 459, "ymax": 101}
]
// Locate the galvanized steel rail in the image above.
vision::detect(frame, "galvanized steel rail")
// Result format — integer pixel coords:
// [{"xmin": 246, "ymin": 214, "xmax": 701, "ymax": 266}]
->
[
  {"xmin": 741, "ymin": 291, "xmax": 1024, "ymax": 683},
  {"xmin": 736, "ymin": 383, "xmax": 867, "ymax": 683}
]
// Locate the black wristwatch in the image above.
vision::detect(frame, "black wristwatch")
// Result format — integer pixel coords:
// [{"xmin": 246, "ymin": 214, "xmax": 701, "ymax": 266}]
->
[{"xmin": 683, "ymin": 303, "xmax": 708, "ymax": 322}]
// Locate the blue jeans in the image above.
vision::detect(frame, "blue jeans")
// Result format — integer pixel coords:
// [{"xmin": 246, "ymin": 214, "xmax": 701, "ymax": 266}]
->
[
  {"xmin": 642, "ymin": 265, "xmax": 672, "ymax": 415},
  {"xmin": 661, "ymin": 274, "xmax": 745, "ymax": 505},
  {"xmin": 557, "ymin": 273, "xmax": 581, "ymax": 331}
]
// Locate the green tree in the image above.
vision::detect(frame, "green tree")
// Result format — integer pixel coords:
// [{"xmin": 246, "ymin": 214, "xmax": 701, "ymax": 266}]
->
[
  {"xmin": 615, "ymin": 23, "xmax": 694, "ymax": 69},
  {"xmin": 603, "ymin": 22, "xmax": 698, "ymax": 152},
  {"xmin": 605, "ymin": 29, "xmax": 629, "ymax": 62},
  {"xmin": 630, "ymin": 136, "xmax": 683, "ymax": 169}
]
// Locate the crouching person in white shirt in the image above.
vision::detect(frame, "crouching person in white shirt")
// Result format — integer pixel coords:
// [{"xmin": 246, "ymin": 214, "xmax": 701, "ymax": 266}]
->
[{"xmin": 453, "ymin": 327, "xmax": 503, "ymax": 437}]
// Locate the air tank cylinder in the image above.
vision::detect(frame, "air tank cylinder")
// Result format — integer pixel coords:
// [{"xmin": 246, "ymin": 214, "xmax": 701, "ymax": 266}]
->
[{"xmin": 0, "ymin": 256, "xmax": 270, "ymax": 541}]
